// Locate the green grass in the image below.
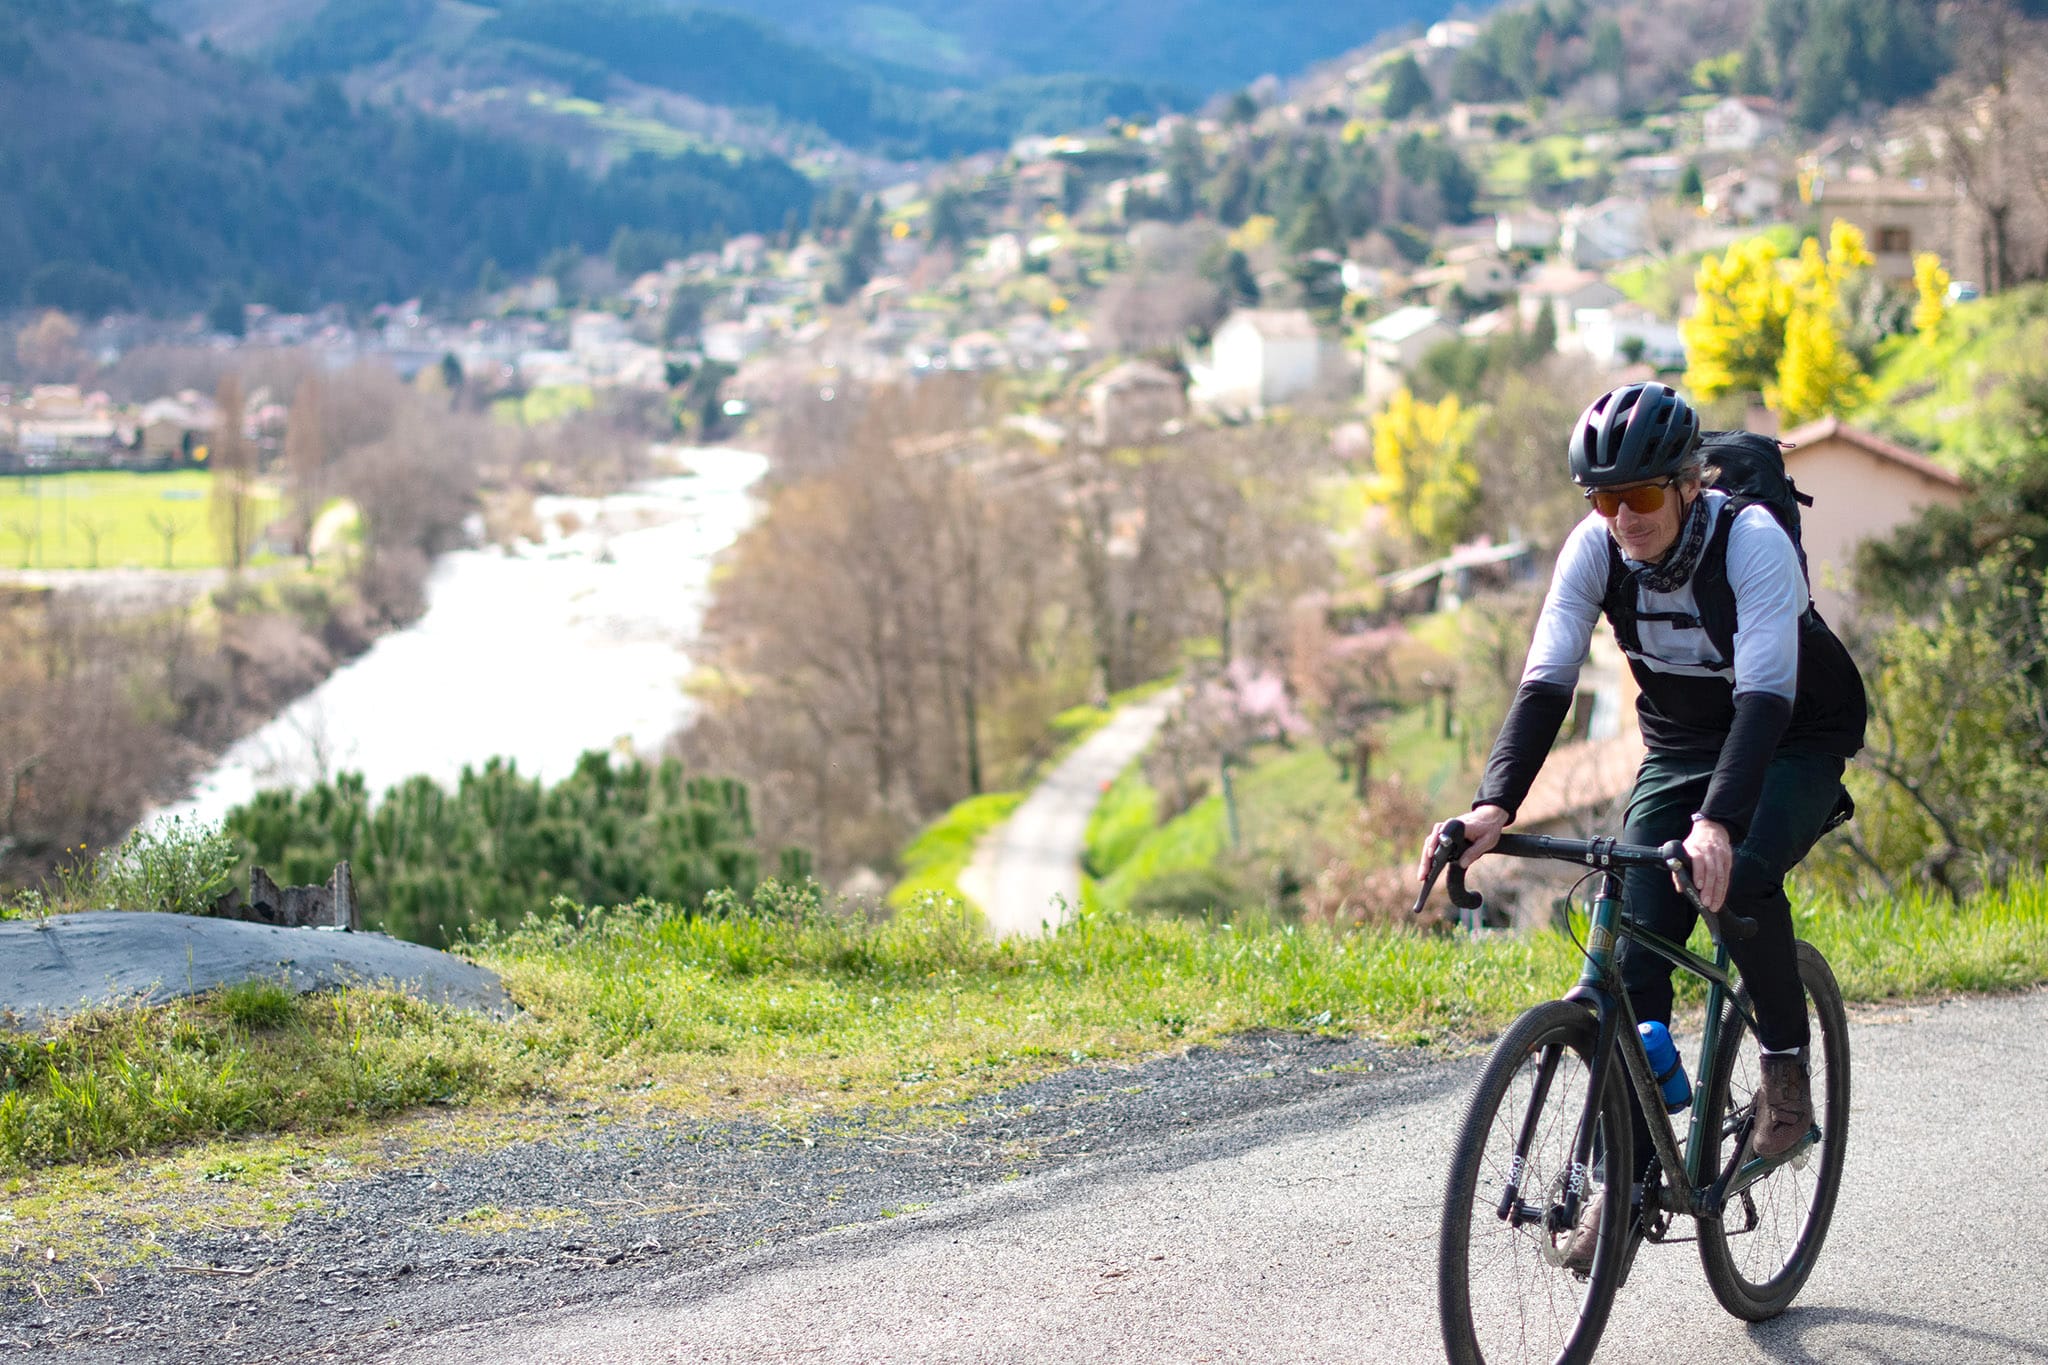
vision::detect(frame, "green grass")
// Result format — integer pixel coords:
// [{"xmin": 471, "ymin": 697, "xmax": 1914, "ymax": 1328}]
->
[
  {"xmin": 0, "ymin": 471, "xmax": 282, "ymax": 570},
  {"xmin": 886, "ymin": 792, "xmax": 1024, "ymax": 911},
  {"xmin": 1478, "ymin": 134, "xmax": 1602, "ymax": 198},
  {"xmin": 492, "ymin": 385, "xmax": 597, "ymax": 427},
  {"xmin": 1858, "ymin": 282, "xmax": 2048, "ymax": 469},
  {"xmin": 1083, "ymin": 762, "xmax": 1158, "ymax": 879},
  {"xmin": 523, "ymin": 91, "xmax": 737, "ymax": 162},
  {"xmin": 4, "ymin": 874, "xmax": 2043, "ymax": 1192}
]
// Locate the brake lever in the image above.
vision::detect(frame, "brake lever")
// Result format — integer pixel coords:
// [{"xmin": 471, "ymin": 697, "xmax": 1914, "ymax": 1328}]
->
[
  {"xmin": 1659, "ymin": 839, "xmax": 1758, "ymax": 941},
  {"xmin": 1412, "ymin": 819, "xmax": 1485, "ymax": 917}
]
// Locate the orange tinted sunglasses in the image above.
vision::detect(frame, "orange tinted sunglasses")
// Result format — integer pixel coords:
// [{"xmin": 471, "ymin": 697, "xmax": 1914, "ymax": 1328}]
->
[{"xmin": 1584, "ymin": 479, "xmax": 1675, "ymax": 517}]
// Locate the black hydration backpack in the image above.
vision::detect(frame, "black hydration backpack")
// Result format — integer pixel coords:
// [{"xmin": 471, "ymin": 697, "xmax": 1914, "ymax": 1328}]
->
[{"xmin": 1601, "ymin": 429, "xmax": 1818, "ymax": 665}]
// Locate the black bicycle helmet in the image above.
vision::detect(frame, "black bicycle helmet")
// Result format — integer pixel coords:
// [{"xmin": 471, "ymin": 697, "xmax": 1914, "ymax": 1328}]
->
[{"xmin": 1567, "ymin": 382, "xmax": 1701, "ymax": 487}]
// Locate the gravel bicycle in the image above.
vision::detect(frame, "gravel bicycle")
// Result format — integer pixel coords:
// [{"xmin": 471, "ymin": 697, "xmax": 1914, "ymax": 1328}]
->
[{"xmin": 1413, "ymin": 821, "xmax": 1850, "ymax": 1365}]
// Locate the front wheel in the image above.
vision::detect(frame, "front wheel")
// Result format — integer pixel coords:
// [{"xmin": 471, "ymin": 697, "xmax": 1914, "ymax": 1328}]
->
[
  {"xmin": 1696, "ymin": 939, "xmax": 1850, "ymax": 1320},
  {"xmin": 1440, "ymin": 999, "xmax": 1633, "ymax": 1365}
]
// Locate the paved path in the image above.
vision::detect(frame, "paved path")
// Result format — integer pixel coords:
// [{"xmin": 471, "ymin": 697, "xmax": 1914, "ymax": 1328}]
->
[
  {"xmin": 402, "ymin": 990, "xmax": 2048, "ymax": 1364},
  {"xmin": 958, "ymin": 690, "xmax": 1178, "ymax": 938}
]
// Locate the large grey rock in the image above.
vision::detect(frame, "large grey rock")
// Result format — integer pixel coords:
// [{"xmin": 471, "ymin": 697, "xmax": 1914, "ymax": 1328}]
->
[{"xmin": 0, "ymin": 911, "xmax": 513, "ymax": 1029}]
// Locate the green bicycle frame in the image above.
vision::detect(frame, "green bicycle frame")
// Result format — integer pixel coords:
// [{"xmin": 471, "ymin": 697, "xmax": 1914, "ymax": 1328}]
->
[{"xmin": 1564, "ymin": 870, "xmax": 1761, "ymax": 1197}]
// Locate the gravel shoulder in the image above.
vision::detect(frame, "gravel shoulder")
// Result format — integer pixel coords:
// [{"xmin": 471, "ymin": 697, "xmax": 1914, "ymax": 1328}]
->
[{"xmin": 0, "ymin": 1030, "xmax": 1449, "ymax": 1362}]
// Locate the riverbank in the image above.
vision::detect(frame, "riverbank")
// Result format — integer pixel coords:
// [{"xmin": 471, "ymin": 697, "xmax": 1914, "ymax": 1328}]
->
[
  {"xmin": 0, "ymin": 444, "xmax": 767, "ymax": 890},
  {"xmin": 158, "ymin": 445, "xmax": 768, "ymax": 826}
]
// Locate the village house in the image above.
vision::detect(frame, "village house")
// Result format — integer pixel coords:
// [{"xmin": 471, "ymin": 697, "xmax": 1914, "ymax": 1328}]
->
[
  {"xmin": 1495, "ymin": 208, "xmax": 1560, "ymax": 252},
  {"xmin": 1614, "ymin": 153, "xmax": 1688, "ymax": 196},
  {"xmin": 1701, "ymin": 96, "xmax": 1786, "ymax": 154},
  {"xmin": 1702, "ymin": 166, "xmax": 1785, "ymax": 224},
  {"xmin": 1204, "ymin": 308, "xmax": 1326, "ymax": 415},
  {"xmin": 1559, "ymin": 198, "xmax": 1649, "ymax": 267},
  {"xmin": 720, "ymin": 234, "xmax": 769, "ymax": 275},
  {"xmin": 1517, "ymin": 265, "xmax": 1626, "ymax": 339},
  {"xmin": 1573, "ymin": 301, "xmax": 1686, "ymax": 370},
  {"xmin": 1362, "ymin": 305, "xmax": 1457, "ymax": 406},
  {"xmin": 1448, "ymin": 102, "xmax": 1519, "ymax": 141},
  {"xmin": 1414, "ymin": 243, "xmax": 1516, "ymax": 306},
  {"xmin": 1810, "ymin": 174, "xmax": 1957, "ymax": 283},
  {"xmin": 1775, "ymin": 417, "xmax": 1969, "ymax": 620},
  {"xmin": 980, "ymin": 233, "xmax": 1026, "ymax": 278},
  {"xmin": 1085, "ymin": 359, "xmax": 1187, "ymax": 446}
]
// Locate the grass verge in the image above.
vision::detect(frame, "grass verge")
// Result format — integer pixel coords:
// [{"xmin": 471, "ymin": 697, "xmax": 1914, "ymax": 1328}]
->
[
  {"xmin": 2, "ymin": 875, "xmax": 2043, "ymax": 1279},
  {"xmin": 885, "ymin": 793, "xmax": 1024, "ymax": 911}
]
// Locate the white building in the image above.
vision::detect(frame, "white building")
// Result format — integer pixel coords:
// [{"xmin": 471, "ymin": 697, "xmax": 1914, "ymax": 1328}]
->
[
  {"xmin": 1702, "ymin": 167, "xmax": 1784, "ymax": 224},
  {"xmin": 1206, "ymin": 308, "xmax": 1325, "ymax": 415},
  {"xmin": 1702, "ymin": 96, "xmax": 1786, "ymax": 154},
  {"xmin": 1362, "ymin": 305, "xmax": 1457, "ymax": 405},
  {"xmin": 1496, "ymin": 209, "xmax": 1560, "ymax": 252},
  {"xmin": 1574, "ymin": 301, "xmax": 1685, "ymax": 370},
  {"xmin": 1559, "ymin": 198, "xmax": 1649, "ymax": 267},
  {"xmin": 1517, "ymin": 266, "xmax": 1626, "ymax": 338}
]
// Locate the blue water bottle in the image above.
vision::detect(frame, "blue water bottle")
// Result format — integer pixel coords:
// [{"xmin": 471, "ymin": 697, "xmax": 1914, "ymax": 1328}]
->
[{"xmin": 1639, "ymin": 1021, "xmax": 1692, "ymax": 1114}]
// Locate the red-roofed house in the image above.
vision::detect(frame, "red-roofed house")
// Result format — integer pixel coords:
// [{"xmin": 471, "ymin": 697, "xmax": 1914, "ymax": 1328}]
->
[{"xmin": 1777, "ymin": 418, "xmax": 1968, "ymax": 619}]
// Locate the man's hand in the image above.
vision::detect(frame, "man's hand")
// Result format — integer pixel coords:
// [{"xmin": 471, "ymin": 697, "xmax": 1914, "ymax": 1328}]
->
[
  {"xmin": 1416, "ymin": 804, "xmax": 1511, "ymax": 885},
  {"xmin": 1682, "ymin": 818, "xmax": 1733, "ymax": 911}
]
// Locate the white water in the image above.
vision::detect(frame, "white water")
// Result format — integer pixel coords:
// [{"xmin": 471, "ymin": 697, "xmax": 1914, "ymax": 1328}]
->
[{"xmin": 152, "ymin": 446, "xmax": 768, "ymax": 827}]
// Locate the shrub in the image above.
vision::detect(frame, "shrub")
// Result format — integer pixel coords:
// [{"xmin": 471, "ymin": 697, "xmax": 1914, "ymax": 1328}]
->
[{"xmin": 91, "ymin": 817, "xmax": 240, "ymax": 917}]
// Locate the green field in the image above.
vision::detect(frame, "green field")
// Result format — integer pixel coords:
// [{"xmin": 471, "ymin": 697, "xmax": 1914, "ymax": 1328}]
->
[{"xmin": 0, "ymin": 471, "xmax": 282, "ymax": 571}]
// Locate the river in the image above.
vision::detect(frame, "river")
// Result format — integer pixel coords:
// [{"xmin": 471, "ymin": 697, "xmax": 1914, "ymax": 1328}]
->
[{"xmin": 154, "ymin": 445, "xmax": 767, "ymax": 827}]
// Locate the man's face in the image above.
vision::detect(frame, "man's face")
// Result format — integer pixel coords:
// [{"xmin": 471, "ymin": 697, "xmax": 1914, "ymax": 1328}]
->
[{"xmin": 1589, "ymin": 477, "xmax": 1694, "ymax": 563}]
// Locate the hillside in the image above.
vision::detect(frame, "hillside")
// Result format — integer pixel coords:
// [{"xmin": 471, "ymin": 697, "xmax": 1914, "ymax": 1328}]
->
[
  {"xmin": 0, "ymin": 0, "xmax": 815, "ymax": 310},
  {"xmin": 160, "ymin": 0, "xmax": 1465, "ymax": 100}
]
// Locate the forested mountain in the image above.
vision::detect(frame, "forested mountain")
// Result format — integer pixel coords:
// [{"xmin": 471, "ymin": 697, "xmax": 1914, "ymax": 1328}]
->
[
  {"xmin": 164, "ymin": 0, "xmax": 1465, "ymax": 101},
  {"xmin": 0, "ymin": 0, "xmax": 814, "ymax": 311}
]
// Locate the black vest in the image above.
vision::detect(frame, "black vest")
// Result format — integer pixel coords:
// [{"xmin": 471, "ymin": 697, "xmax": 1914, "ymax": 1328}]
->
[{"xmin": 1600, "ymin": 501, "xmax": 1866, "ymax": 757}]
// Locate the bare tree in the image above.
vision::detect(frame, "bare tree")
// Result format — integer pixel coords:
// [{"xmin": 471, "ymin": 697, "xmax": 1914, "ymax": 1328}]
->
[
  {"xmin": 145, "ymin": 509, "xmax": 191, "ymax": 569},
  {"xmin": 11, "ymin": 312, "xmax": 84, "ymax": 383},
  {"xmin": 210, "ymin": 373, "xmax": 256, "ymax": 574},
  {"xmin": 284, "ymin": 374, "xmax": 329, "ymax": 558},
  {"xmin": 70, "ymin": 510, "xmax": 110, "ymax": 569},
  {"xmin": 5, "ymin": 516, "xmax": 37, "ymax": 568},
  {"xmin": 1930, "ymin": 2, "xmax": 2048, "ymax": 292}
]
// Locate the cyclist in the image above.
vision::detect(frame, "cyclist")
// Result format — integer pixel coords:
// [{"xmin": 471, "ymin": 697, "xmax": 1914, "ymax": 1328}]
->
[{"xmin": 1415, "ymin": 381, "xmax": 1866, "ymax": 1265}]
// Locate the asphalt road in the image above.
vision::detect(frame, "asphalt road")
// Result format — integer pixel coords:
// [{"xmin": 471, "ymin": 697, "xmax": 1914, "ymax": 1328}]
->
[
  {"xmin": 399, "ymin": 989, "xmax": 2048, "ymax": 1365},
  {"xmin": 958, "ymin": 691, "xmax": 1178, "ymax": 938}
]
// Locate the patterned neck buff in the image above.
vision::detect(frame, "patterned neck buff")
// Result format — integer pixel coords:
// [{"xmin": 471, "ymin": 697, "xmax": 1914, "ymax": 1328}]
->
[{"xmin": 1634, "ymin": 489, "xmax": 1710, "ymax": 593}]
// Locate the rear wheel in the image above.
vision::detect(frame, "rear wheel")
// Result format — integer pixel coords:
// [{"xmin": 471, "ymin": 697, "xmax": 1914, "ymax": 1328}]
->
[
  {"xmin": 1697, "ymin": 940, "xmax": 1850, "ymax": 1320},
  {"xmin": 1440, "ymin": 1000, "xmax": 1633, "ymax": 1365}
]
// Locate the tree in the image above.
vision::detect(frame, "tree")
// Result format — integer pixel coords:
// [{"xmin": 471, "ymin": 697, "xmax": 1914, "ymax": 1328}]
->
[
  {"xmin": 925, "ymin": 184, "xmax": 970, "ymax": 248},
  {"xmin": 13, "ymin": 311, "xmax": 83, "ymax": 382},
  {"xmin": 145, "ymin": 509, "xmax": 192, "ymax": 569},
  {"xmin": 1912, "ymin": 252, "xmax": 1952, "ymax": 333},
  {"xmin": 206, "ymin": 285, "xmax": 246, "ymax": 338},
  {"xmin": 1163, "ymin": 123, "xmax": 1206, "ymax": 220},
  {"xmin": 1766, "ymin": 224, "xmax": 1875, "ymax": 425},
  {"xmin": 1678, "ymin": 162, "xmax": 1704, "ymax": 203},
  {"xmin": 1366, "ymin": 387, "xmax": 1480, "ymax": 555},
  {"xmin": 1682, "ymin": 234, "xmax": 1793, "ymax": 400},
  {"xmin": 209, "ymin": 374, "xmax": 256, "ymax": 574},
  {"xmin": 1929, "ymin": 2, "xmax": 2040, "ymax": 293},
  {"xmin": 1382, "ymin": 53, "xmax": 1435, "ymax": 119},
  {"xmin": 284, "ymin": 374, "xmax": 330, "ymax": 558},
  {"xmin": 1284, "ymin": 193, "xmax": 1342, "ymax": 258},
  {"xmin": 1151, "ymin": 426, "xmax": 1326, "ymax": 667}
]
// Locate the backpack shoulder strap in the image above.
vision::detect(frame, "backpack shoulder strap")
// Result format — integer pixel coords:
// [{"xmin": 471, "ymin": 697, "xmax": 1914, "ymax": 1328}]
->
[
  {"xmin": 1693, "ymin": 501, "xmax": 1743, "ymax": 668},
  {"xmin": 1599, "ymin": 534, "xmax": 1640, "ymax": 652}
]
